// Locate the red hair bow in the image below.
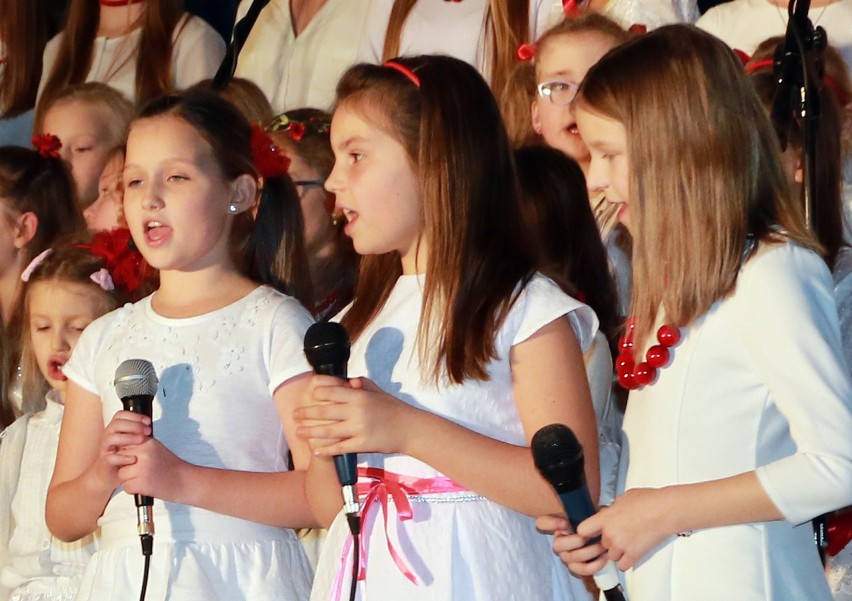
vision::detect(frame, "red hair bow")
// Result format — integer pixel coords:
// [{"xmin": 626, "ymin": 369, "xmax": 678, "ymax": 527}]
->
[
  {"xmin": 32, "ymin": 133, "xmax": 62, "ymax": 159},
  {"xmin": 250, "ymin": 124, "xmax": 291, "ymax": 178},
  {"xmin": 75, "ymin": 228, "xmax": 149, "ymax": 297}
]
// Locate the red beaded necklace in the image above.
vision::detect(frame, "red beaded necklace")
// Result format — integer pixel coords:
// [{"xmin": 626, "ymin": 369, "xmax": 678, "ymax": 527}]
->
[
  {"xmin": 615, "ymin": 317, "xmax": 681, "ymax": 390},
  {"xmin": 99, "ymin": 0, "xmax": 145, "ymax": 6}
]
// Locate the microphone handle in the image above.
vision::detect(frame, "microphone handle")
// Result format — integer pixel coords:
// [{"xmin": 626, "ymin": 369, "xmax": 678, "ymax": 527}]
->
[
  {"xmin": 122, "ymin": 395, "xmax": 155, "ymax": 509},
  {"xmin": 311, "ymin": 363, "xmax": 356, "ymax": 486},
  {"xmin": 556, "ymin": 486, "xmax": 626, "ymax": 601}
]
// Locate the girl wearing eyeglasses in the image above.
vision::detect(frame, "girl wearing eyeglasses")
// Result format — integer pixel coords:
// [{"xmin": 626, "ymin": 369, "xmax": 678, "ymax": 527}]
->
[{"xmin": 266, "ymin": 109, "xmax": 358, "ymax": 321}]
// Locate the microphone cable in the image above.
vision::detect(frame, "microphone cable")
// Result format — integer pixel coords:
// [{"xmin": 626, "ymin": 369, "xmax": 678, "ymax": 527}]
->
[{"xmin": 139, "ymin": 533, "xmax": 152, "ymax": 601}]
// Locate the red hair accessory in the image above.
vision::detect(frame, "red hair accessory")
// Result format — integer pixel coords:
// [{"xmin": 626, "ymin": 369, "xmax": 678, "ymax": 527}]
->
[
  {"xmin": 383, "ymin": 61, "xmax": 421, "ymax": 88},
  {"xmin": 250, "ymin": 124, "xmax": 291, "ymax": 178},
  {"xmin": 74, "ymin": 228, "xmax": 149, "ymax": 297},
  {"xmin": 289, "ymin": 122, "xmax": 306, "ymax": 141},
  {"xmin": 733, "ymin": 48, "xmax": 751, "ymax": 66},
  {"xmin": 562, "ymin": 0, "xmax": 583, "ymax": 17},
  {"xmin": 628, "ymin": 23, "xmax": 647, "ymax": 34},
  {"xmin": 517, "ymin": 43, "xmax": 537, "ymax": 61},
  {"xmin": 32, "ymin": 134, "xmax": 62, "ymax": 159}
]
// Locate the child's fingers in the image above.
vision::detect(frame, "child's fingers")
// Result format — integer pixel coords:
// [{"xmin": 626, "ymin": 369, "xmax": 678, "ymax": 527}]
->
[{"xmin": 536, "ymin": 514, "xmax": 570, "ymax": 534}]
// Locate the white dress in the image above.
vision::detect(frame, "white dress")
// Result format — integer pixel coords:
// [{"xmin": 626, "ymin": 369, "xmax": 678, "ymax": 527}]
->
[
  {"xmin": 618, "ymin": 243, "xmax": 852, "ymax": 601},
  {"xmin": 599, "ymin": 0, "xmax": 700, "ymax": 29},
  {"xmin": 310, "ymin": 274, "xmax": 597, "ymax": 601},
  {"xmin": 357, "ymin": 0, "xmax": 565, "ymax": 84},
  {"xmin": 829, "ymin": 246, "xmax": 852, "ymax": 601},
  {"xmin": 696, "ymin": 0, "xmax": 852, "ymax": 75},
  {"xmin": 39, "ymin": 14, "xmax": 225, "ymax": 105},
  {"xmin": 62, "ymin": 286, "xmax": 315, "ymax": 601},
  {"xmin": 234, "ymin": 0, "xmax": 372, "ymax": 113},
  {"xmin": 0, "ymin": 393, "xmax": 97, "ymax": 601}
]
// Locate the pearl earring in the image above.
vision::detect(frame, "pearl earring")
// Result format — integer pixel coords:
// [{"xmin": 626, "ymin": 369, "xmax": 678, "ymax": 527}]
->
[{"xmin": 228, "ymin": 203, "xmax": 238, "ymax": 214}]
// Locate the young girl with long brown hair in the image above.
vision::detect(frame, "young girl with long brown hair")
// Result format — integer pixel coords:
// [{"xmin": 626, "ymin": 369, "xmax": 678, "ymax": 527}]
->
[{"xmin": 295, "ymin": 55, "xmax": 599, "ymax": 601}]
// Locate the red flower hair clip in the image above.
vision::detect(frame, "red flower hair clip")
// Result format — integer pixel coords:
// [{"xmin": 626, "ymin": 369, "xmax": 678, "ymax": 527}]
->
[
  {"xmin": 250, "ymin": 124, "xmax": 291, "ymax": 178},
  {"xmin": 74, "ymin": 228, "xmax": 151, "ymax": 297},
  {"xmin": 517, "ymin": 43, "xmax": 537, "ymax": 61},
  {"xmin": 32, "ymin": 133, "xmax": 62, "ymax": 159},
  {"xmin": 266, "ymin": 114, "xmax": 330, "ymax": 141}
]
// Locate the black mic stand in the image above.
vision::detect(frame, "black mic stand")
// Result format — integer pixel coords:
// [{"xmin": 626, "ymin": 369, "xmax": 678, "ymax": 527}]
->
[
  {"xmin": 771, "ymin": 0, "xmax": 827, "ymax": 230},
  {"xmin": 773, "ymin": 0, "xmax": 828, "ymax": 564}
]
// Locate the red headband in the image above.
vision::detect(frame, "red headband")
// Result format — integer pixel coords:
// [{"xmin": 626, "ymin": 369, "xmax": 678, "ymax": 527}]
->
[{"xmin": 383, "ymin": 61, "xmax": 421, "ymax": 88}]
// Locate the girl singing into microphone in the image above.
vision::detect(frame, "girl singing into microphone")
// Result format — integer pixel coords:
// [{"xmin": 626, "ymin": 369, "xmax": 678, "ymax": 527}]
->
[{"xmin": 46, "ymin": 90, "xmax": 319, "ymax": 601}]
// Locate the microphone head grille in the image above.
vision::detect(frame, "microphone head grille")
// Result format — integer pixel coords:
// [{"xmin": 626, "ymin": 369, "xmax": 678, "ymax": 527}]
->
[
  {"xmin": 114, "ymin": 359, "xmax": 159, "ymax": 398},
  {"xmin": 531, "ymin": 423, "xmax": 585, "ymax": 492},
  {"xmin": 303, "ymin": 322, "xmax": 350, "ymax": 369}
]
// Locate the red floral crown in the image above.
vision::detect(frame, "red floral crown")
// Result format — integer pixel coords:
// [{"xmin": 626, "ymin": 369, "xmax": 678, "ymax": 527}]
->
[
  {"xmin": 266, "ymin": 113, "xmax": 331, "ymax": 141},
  {"xmin": 32, "ymin": 133, "xmax": 62, "ymax": 159}
]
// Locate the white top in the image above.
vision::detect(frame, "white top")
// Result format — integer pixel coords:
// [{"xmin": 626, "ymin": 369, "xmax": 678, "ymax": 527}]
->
[
  {"xmin": 234, "ymin": 0, "xmax": 372, "ymax": 113},
  {"xmin": 311, "ymin": 273, "xmax": 598, "ymax": 601},
  {"xmin": 696, "ymin": 0, "xmax": 852, "ymax": 75},
  {"xmin": 357, "ymin": 0, "xmax": 565, "ymax": 83},
  {"xmin": 63, "ymin": 286, "xmax": 315, "ymax": 601},
  {"xmin": 39, "ymin": 14, "xmax": 226, "ymax": 105},
  {"xmin": 0, "ymin": 392, "xmax": 97, "ymax": 601},
  {"xmin": 618, "ymin": 242, "xmax": 852, "ymax": 601},
  {"xmin": 830, "ymin": 246, "xmax": 852, "ymax": 601},
  {"xmin": 599, "ymin": 0, "xmax": 700, "ymax": 29}
]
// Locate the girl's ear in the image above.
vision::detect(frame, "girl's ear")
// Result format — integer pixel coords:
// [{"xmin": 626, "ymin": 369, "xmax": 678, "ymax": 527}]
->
[
  {"xmin": 13, "ymin": 211, "xmax": 39, "ymax": 249},
  {"xmin": 227, "ymin": 174, "xmax": 259, "ymax": 214},
  {"xmin": 531, "ymin": 101, "xmax": 542, "ymax": 135}
]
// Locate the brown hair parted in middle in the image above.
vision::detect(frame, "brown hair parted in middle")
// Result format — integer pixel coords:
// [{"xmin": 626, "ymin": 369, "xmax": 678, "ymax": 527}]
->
[
  {"xmin": 335, "ymin": 55, "xmax": 535, "ymax": 384},
  {"xmin": 576, "ymin": 24, "xmax": 818, "ymax": 347}
]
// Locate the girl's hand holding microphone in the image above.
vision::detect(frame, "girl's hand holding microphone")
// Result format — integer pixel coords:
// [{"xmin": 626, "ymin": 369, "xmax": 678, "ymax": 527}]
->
[{"xmin": 295, "ymin": 376, "xmax": 412, "ymax": 456}]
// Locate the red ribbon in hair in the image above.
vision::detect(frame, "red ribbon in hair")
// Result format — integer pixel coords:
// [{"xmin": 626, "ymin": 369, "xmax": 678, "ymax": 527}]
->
[
  {"xmin": 32, "ymin": 134, "xmax": 62, "ymax": 159},
  {"xmin": 250, "ymin": 124, "xmax": 291, "ymax": 178}
]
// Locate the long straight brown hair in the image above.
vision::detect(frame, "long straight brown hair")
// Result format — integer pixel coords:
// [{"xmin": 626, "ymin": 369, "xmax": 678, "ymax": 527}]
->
[
  {"xmin": 38, "ymin": 0, "xmax": 185, "ymax": 113},
  {"xmin": 0, "ymin": 0, "xmax": 46, "ymax": 117},
  {"xmin": 336, "ymin": 56, "xmax": 535, "ymax": 384},
  {"xmin": 381, "ymin": 0, "xmax": 530, "ymax": 98},
  {"xmin": 577, "ymin": 25, "xmax": 818, "ymax": 346}
]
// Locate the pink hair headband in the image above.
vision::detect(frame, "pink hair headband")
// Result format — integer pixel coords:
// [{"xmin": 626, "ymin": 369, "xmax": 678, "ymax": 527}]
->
[{"xmin": 20, "ymin": 248, "xmax": 114, "ymax": 291}]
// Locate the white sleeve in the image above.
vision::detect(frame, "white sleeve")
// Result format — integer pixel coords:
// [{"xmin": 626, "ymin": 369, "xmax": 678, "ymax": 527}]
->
[
  {"xmin": 62, "ymin": 311, "xmax": 116, "ymax": 395},
  {"xmin": 511, "ymin": 274, "xmax": 599, "ymax": 353},
  {"xmin": 739, "ymin": 246, "xmax": 852, "ymax": 525},
  {"xmin": 171, "ymin": 15, "xmax": 227, "ymax": 90},
  {"xmin": 266, "ymin": 296, "xmax": 316, "ymax": 394}
]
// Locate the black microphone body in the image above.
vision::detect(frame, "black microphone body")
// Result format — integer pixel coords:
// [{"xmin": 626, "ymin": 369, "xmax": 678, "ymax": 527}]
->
[
  {"xmin": 532, "ymin": 424, "xmax": 627, "ymax": 601},
  {"xmin": 303, "ymin": 322, "xmax": 359, "ymax": 534},
  {"xmin": 114, "ymin": 359, "xmax": 159, "ymax": 551}
]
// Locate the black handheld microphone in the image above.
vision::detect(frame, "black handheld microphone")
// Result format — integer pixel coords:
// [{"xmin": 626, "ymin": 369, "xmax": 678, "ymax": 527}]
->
[
  {"xmin": 532, "ymin": 424, "xmax": 627, "ymax": 601},
  {"xmin": 114, "ymin": 359, "xmax": 159, "ymax": 556},
  {"xmin": 303, "ymin": 322, "xmax": 360, "ymax": 535}
]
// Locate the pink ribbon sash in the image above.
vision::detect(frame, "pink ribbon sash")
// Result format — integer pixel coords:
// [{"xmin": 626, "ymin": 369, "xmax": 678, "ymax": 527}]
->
[{"xmin": 331, "ymin": 467, "xmax": 469, "ymax": 601}]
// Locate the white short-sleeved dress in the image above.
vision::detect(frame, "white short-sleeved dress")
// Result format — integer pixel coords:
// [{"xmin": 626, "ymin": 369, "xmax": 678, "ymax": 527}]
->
[
  {"xmin": 617, "ymin": 243, "xmax": 852, "ymax": 601},
  {"xmin": 310, "ymin": 274, "xmax": 598, "ymax": 601},
  {"xmin": 39, "ymin": 14, "xmax": 225, "ymax": 106},
  {"xmin": 63, "ymin": 286, "xmax": 315, "ymax": 601}
]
